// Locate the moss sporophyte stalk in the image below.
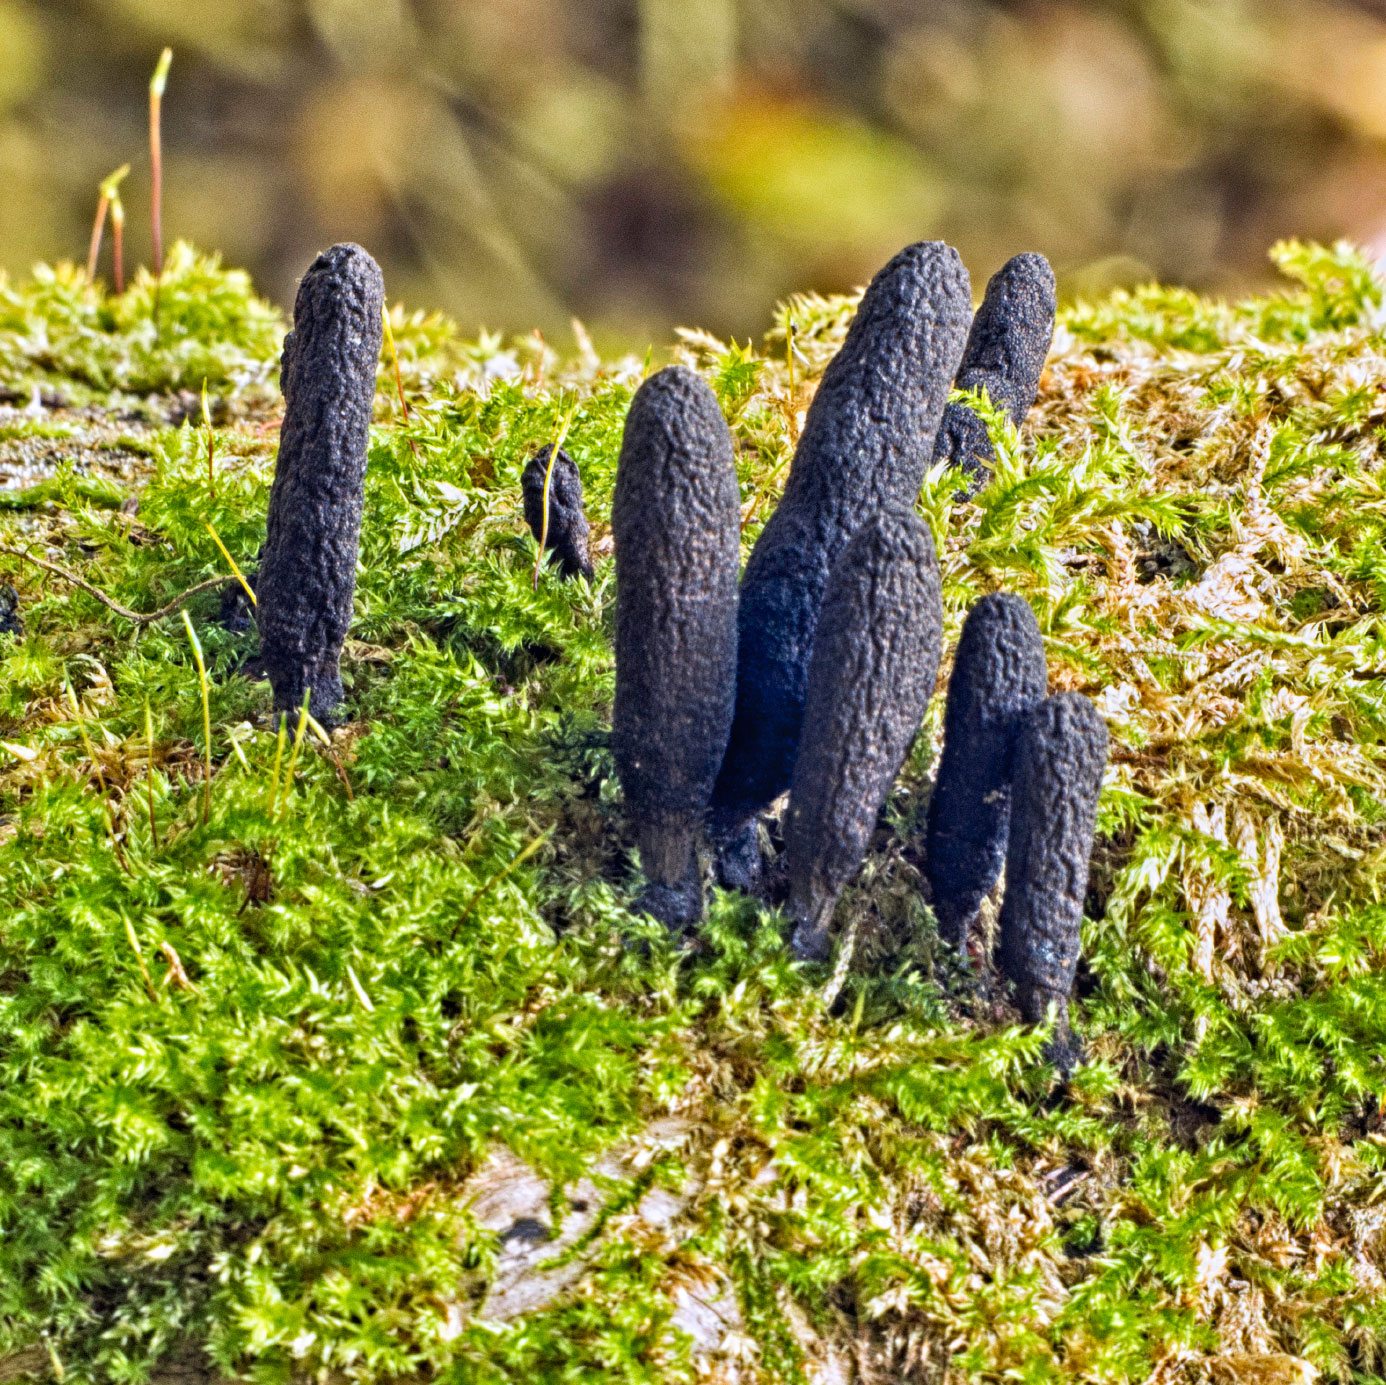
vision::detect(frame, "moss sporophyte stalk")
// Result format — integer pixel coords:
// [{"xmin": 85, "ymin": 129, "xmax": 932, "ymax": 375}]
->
[{"xmin": 1, "ymin": 236, "xmax": 1385, "ymax": 1382}]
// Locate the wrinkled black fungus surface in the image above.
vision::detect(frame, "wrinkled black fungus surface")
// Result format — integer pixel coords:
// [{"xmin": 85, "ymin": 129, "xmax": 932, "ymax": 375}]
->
[
  {"xmin": 612, "ymin": 365, "xmax": 741, "ymax": 931},
  {"xmin": 933, "ymin": 253, "xmax": 1055, "ymax": 489},
  {"xmin": 785, "ymin": 510, "xmax": 942, "ymax": 961},
  {"xmin": 711, "ymin": 241, "xmax": 972, "ymax": 862},
  {"xmin": 522, "ymin": 446, "xmax": 593, "ymax": 580},
  {"xmin": 256, "ymin": 242, "xmax": 383, "ymax": 725},
  {"xmin": 711, "ymin": 818, "xmax": 763, "ymax": 894},
  {"xmin": 999, "ymin": 692, "xmax": 1108, "ymax": 1074},
  {"xmin": 217, "ymin": 571, "xmax": 257, "ymax": 635},
  {"xmin": 0, "ymin": 584, "xmax": 21, "ymax": 638},
  {"xmin": 924, "ymin": 593, "xmax": 1047, "ymax": 949}
]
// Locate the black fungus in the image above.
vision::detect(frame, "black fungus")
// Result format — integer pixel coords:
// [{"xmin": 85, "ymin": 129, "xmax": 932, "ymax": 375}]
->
[
  {"xmin": 998, "ymin": 692, "xmax": 1108, "ymax": 1073},
  {"xmin": 256, "ymin": 242, "xmax": 383, "ymax": 725},
  {"xmin": 933, "ymin": 252, "xmax": 1055, "ymax": 489},
  {"xmin": 523, "ymin": 445, "xmax": 594, "ymax": 580},
  {"xmin": 217, "ymin": 570, "xmax": 257, "ymax": 635},
  {"xmin": 612, "ymin": 365, "xmax": 741, "ymax": 930},
  {"xmin": 710, "ymin": 241, "xmax": 972, "ymax": 878},
  {"xmin": 784, "ymin": 509, "xmax": 943, "ymax": 962},
  {"xmin": 924, "ymin": 593, "xmax": 1047, "ymax": 950},
  {"xmin": 0, "ymin": 584, "xmax": 21, "ymax": 638}
]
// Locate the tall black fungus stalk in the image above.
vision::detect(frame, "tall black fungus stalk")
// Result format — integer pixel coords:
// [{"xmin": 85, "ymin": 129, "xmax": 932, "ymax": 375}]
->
[
  {"xmin": 924, "ymin": 593, "xmax": 1047, "ymax": 949},
  {"xmin": 933, "ymin": 253, "xmax": 1055, "ymax": 491},
  {"xmin": 523, "ymin": 446, "xmax": 593, "ymax": 580},
  {"xmin": 256, "ymin": 242, "xmax": 383, "ymax": 726},
  {"xmin": 612, "ymin": 366, "xmax": 741, "ymax": 930},
  {"xmin": 998, "ymin": 693, "xmax": 1108, "ymax": 1073},
  {"xmin": 710, "ymin": 241, "xmax": 972, "ymax": 884},
  {"xmin": 784, "ymin": 510, "xmax": 943, "ymax": 962}
]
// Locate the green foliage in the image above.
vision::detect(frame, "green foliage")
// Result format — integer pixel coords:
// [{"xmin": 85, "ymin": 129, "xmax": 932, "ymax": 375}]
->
[
  {"xmin": 0, "ymin": 242, "xmax": 282, "ymax": 402},
  {"xmin": 2, "ymin": 242, "xmax": 1386, "ymax": 1382}
]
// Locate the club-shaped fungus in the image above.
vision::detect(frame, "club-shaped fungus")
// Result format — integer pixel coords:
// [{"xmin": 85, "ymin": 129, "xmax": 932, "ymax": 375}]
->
[
  {"xmin": 784, "ymin": 509, "xmax": 943, "ymax": 962},
  {"xmin": 998, "ymin": 692, "xmax": 1108, "ymax": 1074},
  {"xmin": 255, "ymin": 242, "xmax": 383, "ymax": 726},
  {"xmin": 710, "ymin": 241, "xmax": 971, "ymax": 883},
  {"xmin": 612, "ymin": 365, "xmax": 741, "ymax": 930},
  {"xmin": 924, "ymin": 593, "xmax": 1047, "ymax": 949},
  {"xmin": 933, "ymin": 252, "xmax": 1055, "ymax": 491}
]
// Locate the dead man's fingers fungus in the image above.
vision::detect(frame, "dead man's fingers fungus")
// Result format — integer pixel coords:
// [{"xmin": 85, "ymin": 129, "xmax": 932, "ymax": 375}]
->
[
  {"xmin": 612, "ymin": 365, "xmax": 741, "ymax": 931},
  {"xmin": 710, "ymin": 241, "xmax": 972, "ymax": 882},
  {"xmin": 256, "ymin": 242, "xmax": 383, "ymax": 726},
  {"xmin": 998, "ymin": 691, "xmax": 1108, "ymax": 1074},
  {"xmin": 933, "ymin": 252, "xmax": 1055, "ymax": 490},
  {"xmin": 523, "ymin": 445, "xmax": 594, "ymax": 581},
  {"xmin": 785, "ymin": 509, "xmax": 943, "ymax": 963},
  {"xmin": 924, "ymin": 592, "xmax": 1047, "ymax": 950}
]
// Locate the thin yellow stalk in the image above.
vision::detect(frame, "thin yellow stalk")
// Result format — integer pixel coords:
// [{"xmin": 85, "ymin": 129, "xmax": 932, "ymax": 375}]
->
[
  {"xmin": 123, "ymin": 914, "xmax": 158, "ymax": 1002},
  {"xmin": 88, "ymin": 164, "xmax": 130, "ymax": 285},
  {"xmin": 786, "ymin": 319, "xmax": 796, "ymax": 394},
  {"xmin": 203, "ymin": 520, "xmax": 255, "ymax": 607},
  {"xmin": 266, "ymin": 713, "xmax": 288, "ymax": 817},
  {"xmin": 346, "ymin": 963, "xmax": 375, "ymax": 1012},
  {"xmin": 278, "ymin": 689, "xmax": 313, "ymax": 818},
  {"xmin": 455, "ymin": 827, "xmax": 554, "ymax": 928},
  {"xmin": 110, "ymin": 194, "xmax": 126, "ymax": 294},
  {"xmin": 144, "ymin": 697, "xmax": 160, "ymax": 850},
  {"xmin": 150, "ymin": 47, "xmax": 173, "ymax": 325},
  {"xmin": 180, "ymin": 610, "xmax": 213, "ymax": 823},
  {"xmin": 64, "ymin": 680, "xmax": 109, "ymax": 797},
  {"xmin": 381, "ymin": 303, "xmax": 419, "ymax": 459},
  {"xmin": 65, "ymin": 679, "xmax": 128, "ymax": 870},
  {"xmin": 532, "ymin": 401, "xmax": 578, "ymax": 590},
  {"xmin": 303, "ymin": 712, "xmax": 332, "ymax": 747}
]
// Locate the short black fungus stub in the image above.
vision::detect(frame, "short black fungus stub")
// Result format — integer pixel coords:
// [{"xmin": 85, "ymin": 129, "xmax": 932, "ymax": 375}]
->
[
  {"xmin": 0, "ymin": 584, "xmax": 21, "ymax": 638},
  {"xmin": 785, "ymin": 509, "xmax": 943, "ymax": 962},
  {"xmin": 710, "ymin": 241, "xmax": 972, "ymax": 877},
  {"xmin": 256, "ymin": 242, "xmax": 383, "ymax": 726},
  {"xmin": 924, "ymin": 593, "xmax": 1047, "ymax": 950},
  {"xmin": 522, "ymin": 446, "xmax": 593, "ymax": 580},
  {"xmin": 998, "ymin": 692, "xmax": 1108, "ymax": 1074},
  {"xmin": 933, "ymin": 252, "xmax": 1055, "ymax": 490},
  {"xmin": 612, "ymin": 365, "xmax": 741, "ymax": 931}
]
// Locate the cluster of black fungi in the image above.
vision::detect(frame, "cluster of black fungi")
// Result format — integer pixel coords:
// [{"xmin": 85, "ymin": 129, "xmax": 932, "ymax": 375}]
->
[{"xmin": 227, "ymin": 238, "xmax": 1106, "ymax": 1074}]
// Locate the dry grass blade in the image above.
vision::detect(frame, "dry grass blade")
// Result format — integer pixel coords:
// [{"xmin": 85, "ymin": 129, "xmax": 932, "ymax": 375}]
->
[{"xmin": 0, "ymin": 545, "xmax": 229, "ymax": 626}]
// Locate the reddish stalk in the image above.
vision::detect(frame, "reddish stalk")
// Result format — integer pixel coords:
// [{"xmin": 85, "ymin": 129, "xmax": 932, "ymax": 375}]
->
[
  {"xmin": 87, "ymin": 164, "xmax": 130, "ymax": 285},
  {"xmin": 150, "ymin": 48, "xmax": 173, "ymax": 326},
  {"xmin": 86, "ymin": 193, "xmax": 109, "ymax": 281},
  {"xmin": 110, "ymin": 194, "xmax": 126, "ymax": 294}
]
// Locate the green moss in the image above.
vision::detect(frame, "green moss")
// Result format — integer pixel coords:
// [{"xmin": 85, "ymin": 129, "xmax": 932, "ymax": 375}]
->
[{"xmin": 2, "ymin": 241, "xmax": 1385, "ymax": 1383}]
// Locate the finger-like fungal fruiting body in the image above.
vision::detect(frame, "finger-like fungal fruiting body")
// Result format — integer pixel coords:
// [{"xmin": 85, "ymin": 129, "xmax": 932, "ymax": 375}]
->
[
  {"xmin": 0, "ymin": 584, "xmax": 21, "ymax": 637},
  {"xmin": 998, "ymin": 692, "xmax": 1108, "ymax": 1074},
  {"xmin": 612, "ymin": 365, "xmax": 741, "ymax": 930},
  {"xmin": 785, "ymin": 510, "xmax": 943, "ymax": 962},
  {"xmin": 710, "ymin": 241, "xmax": 972, "ymax": 866},
  {"xmin": 523, "ymin": 446, "xmax": 594, "ymax": 580},
  {"xmin": 933, "ymin": 252, "xmax": 1055, "ymax": 489},
  {"xmin": 256, "ymin": 242, "xmax": 383, "ymax": 725},
  {"xmin": 924, "ymin": 593, "xmax": 1047, "ymax": 950}
]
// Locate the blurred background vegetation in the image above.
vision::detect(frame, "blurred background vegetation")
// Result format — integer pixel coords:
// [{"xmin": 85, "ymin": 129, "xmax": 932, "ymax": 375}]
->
[{"xmin": 6, "ymin": 0, "xmax": 1386, "ymax": 346}]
